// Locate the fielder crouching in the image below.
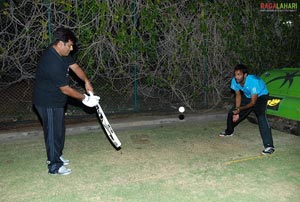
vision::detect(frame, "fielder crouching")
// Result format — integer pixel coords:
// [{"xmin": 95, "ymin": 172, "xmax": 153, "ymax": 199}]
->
[{"xmin": 219, "ymin": 64, "xmax": 275, "ymax": 155}]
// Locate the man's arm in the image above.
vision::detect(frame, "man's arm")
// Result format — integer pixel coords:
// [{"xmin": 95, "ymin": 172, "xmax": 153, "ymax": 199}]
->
[
  {"xmin": 232, "ymin": 91, "xmax": 242, "ymax": 122},
  {"xmin": 233, "ymin": 93, "xmax": 258, "ymax": 115},
  {"xmin": 60, "ymin": 85, "xmax": 100, "ymax": 107},
  {"xmin": 69, "ymin": 63, "xmax": 93, "ymax": 92},
  {"xmin": 60, "ymin": 85, "xmax": 85, "ymax": 101},
  {"xmin": 235, "ymin": 90, "xmax": 242, "ymax": 109}
]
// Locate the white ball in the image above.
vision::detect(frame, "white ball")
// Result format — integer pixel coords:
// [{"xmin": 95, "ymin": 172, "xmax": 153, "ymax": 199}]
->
[{"xmin": 178, "ymin": 106, "xmax": 185, "ymax": 113}]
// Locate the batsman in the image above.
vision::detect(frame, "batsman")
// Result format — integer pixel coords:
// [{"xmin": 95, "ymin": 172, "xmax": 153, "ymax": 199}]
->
[{"xmin": 33, "ymin": 27, "xmax": 100, "ymax": 175}]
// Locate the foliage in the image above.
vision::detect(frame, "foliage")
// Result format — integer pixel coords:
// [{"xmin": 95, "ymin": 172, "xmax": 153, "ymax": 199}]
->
[{"xmin": 0, "ymin": 0, "xmax": 299, "ymax": 112}]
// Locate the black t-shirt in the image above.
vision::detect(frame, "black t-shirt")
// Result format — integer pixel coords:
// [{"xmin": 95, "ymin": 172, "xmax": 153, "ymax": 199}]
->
[{"xmin": 33, "ymin": 46, "xmax": 75, "ymax": 107}]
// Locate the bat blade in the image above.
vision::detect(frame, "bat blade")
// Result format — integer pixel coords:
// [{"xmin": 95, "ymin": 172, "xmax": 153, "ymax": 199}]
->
[{"xmin": 96, "ymin": 104, "xmax": 121, "ymax": 149}]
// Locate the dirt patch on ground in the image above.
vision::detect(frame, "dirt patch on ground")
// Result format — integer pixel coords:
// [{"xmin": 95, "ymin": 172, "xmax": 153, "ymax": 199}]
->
[{"xmin": 130, "ymin": 134, "xmax": 151, "ymax": 144}]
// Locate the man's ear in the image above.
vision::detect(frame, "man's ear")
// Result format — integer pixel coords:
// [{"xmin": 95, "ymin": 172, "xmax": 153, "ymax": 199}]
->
[{"xmin": 57, "ymin": 41, "xmax": 64, "ymax": 48}]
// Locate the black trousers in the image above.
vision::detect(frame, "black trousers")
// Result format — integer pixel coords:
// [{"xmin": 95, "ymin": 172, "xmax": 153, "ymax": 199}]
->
[
  {"xmin": 225, "ymin": 95, "xmax": 274, "ymax": 148},
  {"xmin": 35, "ymin": 106, "xmax": 65, "ymax": 173}
]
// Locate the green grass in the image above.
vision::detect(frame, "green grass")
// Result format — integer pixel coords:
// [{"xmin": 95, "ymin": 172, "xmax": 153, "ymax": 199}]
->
[{"xmin": 0, "ymin": 120, "xmax": 299, "ymax": 202}]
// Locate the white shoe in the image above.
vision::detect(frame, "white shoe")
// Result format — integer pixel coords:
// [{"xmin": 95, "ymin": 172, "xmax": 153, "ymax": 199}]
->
[
  {"xmin": 219, "ymin": 131, "xmax": 234, "ymax": 137},
  {"xmin": 60, "ymin": 156, "xmax": 70, "ymax": 166},
  {"xmin": 48, "ymin": 166, "xmax": 71, "ymax": 175},
  {"xmin": 57, "ymin": 166, "xmax": 72, "ymax": 175},
  {"xmin": 261, "ymin": 147, "xmax": 275, "ymax": 155}
]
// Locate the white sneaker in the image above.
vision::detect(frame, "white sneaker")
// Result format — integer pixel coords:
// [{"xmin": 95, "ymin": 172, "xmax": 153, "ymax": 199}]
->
[
  {"xmin": 219, "ymin": 131, "xmax": 234, "ymax": 137},
  {"xmin": 261, "ymin": 147, "xmax": 275, "ymax": 155},
  {"xmin": 57, "ymin": 166, "xmax": 72, "ymax": 175},
  {"xmin": 60, "ymin": 156, "xmax": 70, "ymax": 166}
]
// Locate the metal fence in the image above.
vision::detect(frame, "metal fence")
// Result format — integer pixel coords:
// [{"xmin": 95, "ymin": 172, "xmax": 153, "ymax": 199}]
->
[
  {"xmin": 0, "ymin": 78, "xmax": 184, "ymax": 130},
  {"xmin": 1, "ymin": 77, "xmax": 199, "ymax": 131}
]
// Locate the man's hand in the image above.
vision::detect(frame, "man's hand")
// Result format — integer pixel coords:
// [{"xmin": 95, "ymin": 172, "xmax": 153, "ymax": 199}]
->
[
  {"xmin": 232, "ymin": 107, "xmax": 240, "ymax": 115},
  {"xmin": 85, "ymin": 80, "xmax": 93, "ymax": 93},
  {"xmin": 82, "ymin": 92, "xmax": 100, "ymax": 107},
  {"xmin": 232, "ymin": 114, "xmax": 239, "ymax": 122}
]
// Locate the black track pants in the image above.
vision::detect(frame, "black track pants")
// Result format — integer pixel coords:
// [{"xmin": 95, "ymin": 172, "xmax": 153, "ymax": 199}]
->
[
  {"xmin": 35, "ymin": 106, "xmax": 65, "ymax": 173},
  {"xmin": 225, "ymin": 95, "xmax": 274, "ymax": 148}
]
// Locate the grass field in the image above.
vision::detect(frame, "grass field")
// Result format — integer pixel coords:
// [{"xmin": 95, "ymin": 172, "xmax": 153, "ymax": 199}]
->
[{"xmin": 0, "ymin": 120, "xmax": 299, "ymax": 202}]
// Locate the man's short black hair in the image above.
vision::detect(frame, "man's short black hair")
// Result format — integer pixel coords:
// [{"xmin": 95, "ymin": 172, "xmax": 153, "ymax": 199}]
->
[
  {"xmin": 53, "ymin": 27, "xmax": 77, "ymax": 45},
  {"xmin": 234, "ymin": 64, "xmax": 248, "ymax": 74}
]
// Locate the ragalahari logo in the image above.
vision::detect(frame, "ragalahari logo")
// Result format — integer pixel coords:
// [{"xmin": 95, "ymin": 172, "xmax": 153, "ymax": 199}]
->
[{"xmin": 260, "ymin": 2, "xmax": 298, "ymax": 12}]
